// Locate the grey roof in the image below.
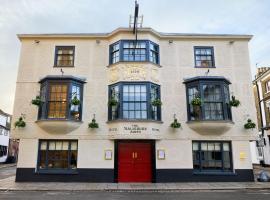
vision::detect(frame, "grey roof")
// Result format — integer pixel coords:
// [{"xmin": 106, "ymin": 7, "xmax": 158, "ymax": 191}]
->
[
  {"xmin": 183, "ymin": 76, "xmax": 231, "ymax": 84},
  {"xmin": 39, "ymin": 75, "xmax": 87, "ymax": 83}
]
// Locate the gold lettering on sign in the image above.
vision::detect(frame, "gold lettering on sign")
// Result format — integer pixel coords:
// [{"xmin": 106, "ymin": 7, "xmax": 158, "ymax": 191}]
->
[
  {"xmin": 109, "ymin": 67, "xmax": 119, "ymax": 83},
  {"xmin": 123, "ymin": 65, "xmax": 147, "ymax": 80}
]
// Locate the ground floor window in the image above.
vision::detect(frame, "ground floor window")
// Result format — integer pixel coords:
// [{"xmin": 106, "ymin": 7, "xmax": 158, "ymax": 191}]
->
[
  {"xmin": 192, "ymin": 141, "xmax": 232, "ymax": 172},
  {"xmin": 38, "ymin": 140, "xmax": 77, "ymax": 171}
]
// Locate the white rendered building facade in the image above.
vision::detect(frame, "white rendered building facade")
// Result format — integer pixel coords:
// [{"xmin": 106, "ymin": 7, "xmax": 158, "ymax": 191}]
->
[{"xmin": 12, "ymin": 28, "xmax": 257, "ymax": 182}]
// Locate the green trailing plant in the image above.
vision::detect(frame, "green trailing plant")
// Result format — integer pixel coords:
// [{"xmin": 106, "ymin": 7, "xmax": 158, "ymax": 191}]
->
[
  {"xmin": 244, "ymin": 119, "xmax": 256, "ymax": 129},
  {"xmin": 31, "ymin": 96, "xmax": 42, "ymax": 106},
  {"xmin": 229, "ymin": 95, "xmax": 240, "ymax": 107},
  {"xmin": 152, "ymin": 98, "xmax": 162, "ymax": 106},
  {"xmin": 71, "ymin": 96, "xmax": 80, "ymax": 106},
  {"xmin": 88, "ymin": 117, "xmax": 99, "ymax": 129},
  {"xmin": 14, "ymin": 117, "xmax": 26, "ymax": 128},
  {"xmin": 170, "ymin": 118, "xmax": 181, "ymax": 129},
  {"xmin": 191, "ymin": 97, "xmax": 202, "ymax": 106},
  {"xmin": 108, "ymin": 97, "xmax": 118, "ymax": 106}
]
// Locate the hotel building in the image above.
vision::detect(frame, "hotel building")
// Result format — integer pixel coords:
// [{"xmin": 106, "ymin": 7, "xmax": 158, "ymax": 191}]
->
[{"xmin": 12, "ymin": 27, "xmax": 257, "ymax": 182}]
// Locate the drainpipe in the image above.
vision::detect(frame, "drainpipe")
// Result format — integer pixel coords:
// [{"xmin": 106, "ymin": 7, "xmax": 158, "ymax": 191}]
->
[{"xmin": 255, "ymin": 81, "xmax": 265, "ymax": 166}]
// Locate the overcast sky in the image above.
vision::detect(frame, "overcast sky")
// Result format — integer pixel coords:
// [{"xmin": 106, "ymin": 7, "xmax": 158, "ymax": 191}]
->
[{"xmin": 0, "ymin": 0, "xmax": 270, "ymax": 114}]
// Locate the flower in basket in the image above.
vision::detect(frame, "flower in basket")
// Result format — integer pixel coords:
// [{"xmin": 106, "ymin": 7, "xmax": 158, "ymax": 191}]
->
[
  {"xmin": 108, "ymin": 97, "xmax": 118, "ymax": 106},
  {"xmin": 170, "ymin": 118, "xmax": 181, "ymax": 129},
  {"xmin": 152, "ymin": 98, "xmax": 162, "ymax": 106},
  {"xmin": 71, "ymin": 96, "xmax": 80, "ymax": 106},
  {"xmin": 229, "ymin": 95, "xmax": 240, "ymax": 107},
  {"xmin": 31, "ymin": 96, "xmax": 43, "ymax": 106},
  {"xmin": 244, "ymin": 119, "xmax": 256, "ymax": 130},
  {"xmin": 88, "ymin": 118, "xmax": 99, "ymax": 129},
  {"xmin": 191, "ymin": 97, "xmax": 202, "ymax": 106},
  {"xmin": 14, "ymin": 116, "xmax": 26, "ymax": 128}
]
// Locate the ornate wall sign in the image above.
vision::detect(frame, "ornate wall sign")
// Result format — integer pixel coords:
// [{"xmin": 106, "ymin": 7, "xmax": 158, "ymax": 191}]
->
[
  {"xmin": 124, "ymin": 124, "xmax": 147, "ymax": 134},
  {"xmin": 123, "ymin": 65, "xmax": 147, "ymax": 80}
]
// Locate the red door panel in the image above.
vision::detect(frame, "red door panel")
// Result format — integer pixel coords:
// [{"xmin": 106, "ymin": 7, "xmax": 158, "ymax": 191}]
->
[
  {"xmin": 118, "ymin": 142, "xmax": 152, "ymax": 182},
  {"xmin": 118, "ymin": 143, "xmax": 134, "ymax": 182}
]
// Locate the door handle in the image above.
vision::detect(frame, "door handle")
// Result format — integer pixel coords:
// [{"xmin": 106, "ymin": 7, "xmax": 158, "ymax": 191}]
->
[{"xmin": 135, "ymin": 152, "xmax": 137, "ymax": 158}]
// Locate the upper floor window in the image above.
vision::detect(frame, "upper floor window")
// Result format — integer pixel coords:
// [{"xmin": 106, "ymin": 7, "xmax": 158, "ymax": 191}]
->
[
  {"xmin": 108, "ymin": 82, "xmax": 161, "ymax": 121},
  {"xmin": 194, "ymin": 47, "xmax": 214, "ymax": 68},
  {"xmin": 266, "ymin": 81, "xmax": 270, "ymax": 93},
  {"xmin": 109, "ymin": 40, "xmax": 159, "ymax": 65},
  {"xmin": 54, "ymin": 46, "xmax": 75, "ymax": 67},
  {"xmin": 38, "ymin": 76, "xmax": 85, "ymax": 121},
  {"xmin": 184, "ymin": 77, "xmax": 232, "ymax": 121}
]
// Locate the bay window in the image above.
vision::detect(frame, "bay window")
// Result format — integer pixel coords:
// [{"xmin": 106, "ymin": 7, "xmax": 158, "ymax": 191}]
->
[
  {"xmin": 38, "ymin": 76, "xmax": 85, "ymax": 121},
  {"xmin": 108, "ymin": 82, "xmax": 161, "ymax": 121},
  {"xmin": 109, "ymin": 40, "xmax": 159, "ymax": 64},
  {"xmin": 184, "ymin": 77, "xmax": 232, "ymax": 121}
]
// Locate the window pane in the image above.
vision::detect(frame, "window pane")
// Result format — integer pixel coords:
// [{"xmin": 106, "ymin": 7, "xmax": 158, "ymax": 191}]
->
[
  {"xmin": 56, "ymin": 141, "xmax": 62, "ymax": 150},
  {"xmin": 193, "ymin": 142, "xmax": 199, "ymax": 151},
  {"xmin": 71, "ymin": 142, "xmax": 77, "ymax": 150},
  {"xmin": 223, "ymin": 143, "xmax": 230, "ymax": 151},
  {"xmin": 63, "ymin": 142, "xmax": 69, "ymax": 150},
  {"xmin": 49, "ymin": 141, "xmax": 55, "ymax": 150},
  {"xmin": 48, "ymin": 84, "xmax": 68, "ymax": 119},
  {"xmin": 40, "ymin": 141, "xmax": 47, "ymax": 150}
]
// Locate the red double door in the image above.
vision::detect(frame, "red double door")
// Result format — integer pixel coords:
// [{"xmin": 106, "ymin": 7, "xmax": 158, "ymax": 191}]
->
[{"xmin": 118, "ymin": 141, "xmax": 152, "ymax": 182}]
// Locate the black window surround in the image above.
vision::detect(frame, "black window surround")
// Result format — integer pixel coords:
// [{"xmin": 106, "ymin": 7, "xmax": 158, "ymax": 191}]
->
[
  {"xmin": 37, "ymin": 140, "xmax": 78, "ymax": 173},
  {"xmin": 108, "ymin": 82, "xmax": 161, "ymax": 121},
  {"xmin": 54, "ymin": 46, "xmax": 75, "ymax": 67},
  {"xmin": 192, "ymin": 141, "xmax": 233, "ymax": 173},
  {"xmin": 109, "ymin": 40, "xmax": 160, "ymax": 65},
  {"xmin": 184, "ymin": 76, "xmax": 232, "ymax": 122},
  {"xmin": 194, "ymin": 46, "xmax": 215, "ymax": 68},
  {"xmin": 38, "ymin": 76, "xmax": 85, "ymax": 121}
]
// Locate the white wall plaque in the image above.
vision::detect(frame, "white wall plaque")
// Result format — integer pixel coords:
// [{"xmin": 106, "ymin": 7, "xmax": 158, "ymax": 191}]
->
[
  {"xmin": 157, "ymin": 149, "xmax": 165, "ymax": 160},
  {"xmin": 105, "ymin": 150, "xmax": 113, "ymax": 160}
]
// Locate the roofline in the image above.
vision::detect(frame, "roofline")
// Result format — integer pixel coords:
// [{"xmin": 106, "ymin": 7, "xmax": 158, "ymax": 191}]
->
[
  {"xmin": 17, "ymin": 27, "xmax": 253, "ymax": 41},
  {"xmin": 0, "ymin": 109, "xmax": 11, "ymax": 117},
  {"xmin": 253, "ymin": 68, "xmax": 270, "ymax": 83}
]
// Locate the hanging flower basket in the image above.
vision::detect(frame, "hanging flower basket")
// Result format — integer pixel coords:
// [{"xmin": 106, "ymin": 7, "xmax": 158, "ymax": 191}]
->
[
  {"xmin": 191, "ymin": 97, "xmax": 202, "ymax": 106},
  {"xmin": 88, "ymin": 118, "xmax": 99, "ymax": 129},
  {"xmin": 14, "ymin": 117, "xmax": 26, "ymax": 128},
  {"xmin": 31, "ymin": 96, "xmax": 43, "ymax": 106},
  {"xmin": 152, "ymin": 99, "xmax": 162, "ymax": 106},
  {"xmin": 170, "ymin": 118, "xmax": 181, "ymax": 129},
  {"xmin": 108, "ymin": 97, "xmax": 118, "ymax": 106},
  {"xmin": 244, "ymin": 119, "xmax": 256, "ymax": 129},
  {"xmin": 229, "ymin": 95, "xmax": 240, "ymax": 107},
  {"xmin": 71, "ymin": 96, "xmax": 80, "ymax": 106}
]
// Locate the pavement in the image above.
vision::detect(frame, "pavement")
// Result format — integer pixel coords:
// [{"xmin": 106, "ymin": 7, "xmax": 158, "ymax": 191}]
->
[
  {"xmin": 0, "ymin": 164, "xmax": 269, "ymax": 192},
  {"xmin": 1, "ymin": 190, "xmax": 270, "ymax": 200}
]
